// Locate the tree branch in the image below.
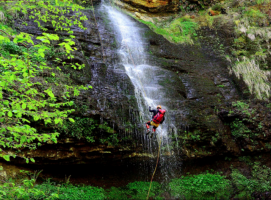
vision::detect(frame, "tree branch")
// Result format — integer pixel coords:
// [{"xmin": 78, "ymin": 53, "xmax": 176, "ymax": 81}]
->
[{"xmin": 0, "ymin": 29, "xmax": 14, "ymax": 40}]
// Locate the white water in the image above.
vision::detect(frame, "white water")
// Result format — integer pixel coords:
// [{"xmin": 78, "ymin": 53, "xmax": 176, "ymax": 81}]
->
[{"xmin": 100, "ymin": 3, "xmax": 180, "ymax": 181}]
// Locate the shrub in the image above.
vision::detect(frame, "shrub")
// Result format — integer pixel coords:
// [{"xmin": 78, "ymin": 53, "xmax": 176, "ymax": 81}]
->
[
  {"xmin": 231, "ymin": 163, "xmax": 271, "ymax": 199},
  {"xmin": 1, "ymin": 178, "xmax": 106, "ymax": 200},
  {"xmin": 169, "ymin": 173, "xmax": 232, "ymax": 199},
  {"xmin": 1, "ymin": 41, "xmax": 22, "ymax": 55},
  {"xmin": 61, "ymin": 117, "xmax": 96, "ymax": 142},
  {"xmin": 107, "ymin": 181, "xmax": 163, "ymax": 200},
  {"xmin": 244, "ymin": 9, "xmax": 267, "ymax": 26}
]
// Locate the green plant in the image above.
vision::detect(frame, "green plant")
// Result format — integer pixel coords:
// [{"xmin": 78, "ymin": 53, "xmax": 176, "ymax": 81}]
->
[
  {"xmin": 99, "ymin": 122, "xmax": 115, "ymax": 134},
  {"xmin": 169, "ymin": 173, "xmax": 232, "ymax": 199},
  {"xmin": 231, "ymin": 162, "xmax": 271, "ymax": 199},
  {"xmin": 230, "ymin": 119, "xmax": 251, "ymax": 138},
  {"xmin": 61, "ymin": 117, "xmax": 96, "ymax": 142},
  {"xmin": 106, "ymin": 181, "xmax": 163, "ymax": 200},
  {"xmin": 1, "ymin": 177, "xmax": 106, "ymax": 200},
  {"xmin": 238, "ymin": 156, "xmax": 252, "ymax": 165},
  {"xmin": 0, "ymin": 0, "xmax": 91, "ymax": 162},
  {"xmin": 106, "ymin": 187, "xmax": 129, "ymax": 200},
  {"xmin": 211, "ymin": 4, "xmax": 222, "ymax": 11},
  {"xmin": 256, "ymin": 0, "xmax": 269, "ymax": 4},
  {"xmin": 232, "ymin": 101, "xmax": 252, "ymax": 116},
  {"xmin": 137, "ymin": 16, "xmax": 198, "ymax": 45}
]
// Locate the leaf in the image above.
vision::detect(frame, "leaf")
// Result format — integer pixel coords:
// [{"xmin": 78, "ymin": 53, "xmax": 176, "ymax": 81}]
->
[
  {"xmin": 3, "ymin": 155, "xmax": 10, "ymax": 161},
  {"xmin": 22, "ymin": 103, "xmax": 26, "ymax": 109},
  {"xmin": 8, "ymin": 111, "xmax": 12, "ymax": 117},
  {"xmin": 54, "ymin": 118, "xmax": 60, "ymax": 124},
  {"xmin": 68, "ymin": 118, "xmax": 75, "ymax": 123},
  {"xmin": 26, "ymin": 158, "xmax": 29, "ymax": 164},
  {"xmin": 30, "ymin": 158, "xmax": 35, "ymax": 163}
]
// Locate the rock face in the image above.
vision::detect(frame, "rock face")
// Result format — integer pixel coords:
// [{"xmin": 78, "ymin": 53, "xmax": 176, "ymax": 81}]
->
[
  {"xmin": 13, "ymin": 137, "xmax": 152, "ymax": 165},
  {"xmin": 10, "ymin": 8, "xmax": 146, "ymax": 164},
  {"xmin": 5, "ymin": 1, "xmax": 271, "ymax": 173}
]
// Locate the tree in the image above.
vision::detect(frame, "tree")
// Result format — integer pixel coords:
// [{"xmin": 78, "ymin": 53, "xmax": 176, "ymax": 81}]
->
[{"xmin": 0, "ymin": 0, "xmax": 91, "ymax": 162}]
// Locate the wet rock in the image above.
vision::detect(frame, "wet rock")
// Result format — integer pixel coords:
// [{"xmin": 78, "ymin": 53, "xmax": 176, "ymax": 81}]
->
[{"xmin": 8, "ymin": 2, "xmax": 271, "ymax": 170}]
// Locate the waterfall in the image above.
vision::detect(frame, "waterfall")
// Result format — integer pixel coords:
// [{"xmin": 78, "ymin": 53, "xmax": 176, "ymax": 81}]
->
[{"xmin": 100, "ymin": 3, "xmax": 181, "ymax": 182}]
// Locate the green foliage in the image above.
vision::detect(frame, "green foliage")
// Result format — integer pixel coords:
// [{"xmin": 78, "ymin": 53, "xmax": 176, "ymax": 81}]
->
[
  {"xmin": 211, "ymin": 3, "xmax": 222, "ymax": 11},
  {"xmin": 99, "ymin": 121, "xmax": 115, "ymax": 134},
  {"xmin": 169, "ymin": 18, "xmax": 198, "ymax": 43},
  {"xmin": 230, "ymin": 119, "xmax": 252, "ymax": 138},
  {"xmin": 231, "ymin": 162, "xmax": 271, "ymax": 199},
  {"xmin": 238, "ymin": 156, "xmax": 252, "ymax": 165},
  {"xmin": 169, "ymin": 173, "xmax": 232, "ymax": 199},
  {"xmin": 9, "ymin": 0, "xmax": 87, "ymax": 32},
  {"xmin": 35, "ymin": 181, "xmax": 105, "ymax": 200},
  {"xmin": 61, "ymin": 117, "xmax": 96, "ymax": 142},
  {"xmin": 107, "ymin": 181, "xmax": 163, "ymax": 200},
  {"xmin": 244, "ymin": 8, "xmax": 266, "ymax": 19},
  {"xmin": 138, "ymin": 16, "xmax": 198, "ymax": 45},
  {"xmin": 60, "ymin": 118, "xmax": 118, "ymax": 144},
  {"xmin": 3, "ymin": 165, "xmax": 271, "ymax": 200},
  {"xmin": 244, "ymin": 9, "xmax": 267, "ymax": 25},
  {"xmin": 232, "ymin": 101, "xmax": 253, "ymax": 116},
  {"xmin": 107, "ymin": 187, "xmax": 129, "ymax": 200},
  {"xmin": 256, "ymin": 0, "xmax": 269, "ymax": 4},
  {"xmin": 0, "ymin": 0, "xmax": 91, "ymax": 162},
  {"xmin": 1, "ymin": 41, "xmax": 22, "ymax": 54},
  {"xmin": 1, "ymin": 178, "xmax": 105, "ymax": 200},
  {"xmin": 0, "ymin": 41, "xmax": 50, "ymax": 63}
]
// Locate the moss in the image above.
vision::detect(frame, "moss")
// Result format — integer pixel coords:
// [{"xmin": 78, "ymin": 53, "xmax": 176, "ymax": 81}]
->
[
  {"xmin": 212, "ymin": 3, "xmax": 222, "ymax": 11},
  {"xmin": 138, "ymin": 16, "xmax": 198, "ymax": 45}
]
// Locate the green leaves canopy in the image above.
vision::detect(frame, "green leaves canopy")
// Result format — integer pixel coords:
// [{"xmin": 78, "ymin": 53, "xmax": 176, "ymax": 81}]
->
[{"xmin": 0, "ymin": 0, "xmax": 91, "ymax": 162}]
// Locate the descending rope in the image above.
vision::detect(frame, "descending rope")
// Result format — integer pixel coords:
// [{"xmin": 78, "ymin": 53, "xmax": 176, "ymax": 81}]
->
[
  {"xmin": 146, "ymin": 136, "xmax": 162, "ymax": 200},
  {"xmin": 90, "ymin": 0, "xmax": 106, "ymax": 63}
]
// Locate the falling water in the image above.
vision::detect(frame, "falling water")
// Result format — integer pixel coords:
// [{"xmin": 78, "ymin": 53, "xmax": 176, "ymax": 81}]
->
[{"xmin": 100, "ymin": 3, "xmax": 181, "ymax": 182}]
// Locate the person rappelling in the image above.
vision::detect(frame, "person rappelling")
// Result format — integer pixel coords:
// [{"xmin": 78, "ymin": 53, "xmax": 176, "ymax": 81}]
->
[{"xmin": 146, "ymin": 105, "xmax": 166, "ymax": 138}]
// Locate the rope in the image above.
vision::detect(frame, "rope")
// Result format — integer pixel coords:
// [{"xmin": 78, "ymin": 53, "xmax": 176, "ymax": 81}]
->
[
  {"xmin": 90, "ymin": 0, "xmax": 106, "ymax": 63},
  {"xmin": 146, "ymin": 136, "xmax": 162, "ymax": 200}
]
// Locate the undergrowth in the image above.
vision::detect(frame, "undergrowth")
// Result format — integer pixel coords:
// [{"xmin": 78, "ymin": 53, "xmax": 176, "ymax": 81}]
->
[
  {"xmin": 169, "ymin": 172, "xmax": 232, "ymax": 199},
  {"xmin": 2, "ymin": 162, "xmax": 271, "ymax": 199},
  {"xmin": 139, "ymin": 16, "xmax": 198, "ymax": 44}
]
